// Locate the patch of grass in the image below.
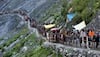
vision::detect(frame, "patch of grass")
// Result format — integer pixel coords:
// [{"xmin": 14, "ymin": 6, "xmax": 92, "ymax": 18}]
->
[
  {"xmin": 23, "ymin": 47, "xmax": 53, "ymax": 57},
  {"xmin": 3, "ymin": 51, "xmax": 12, "ymax": 57},
  {"xmin": 4, "ymin": 32, "xmax": 62, "ymax": 57},
  {"xmin": 3, "ymin": 33, "xmax": 36, "ymax": 57},
  {"xmin": 0, "ymin": 28, "xmax": 28, "ymax": 53}
]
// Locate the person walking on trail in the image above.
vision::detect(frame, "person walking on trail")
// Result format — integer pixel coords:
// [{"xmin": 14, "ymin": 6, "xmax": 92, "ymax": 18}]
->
[
  {"xmin": 94, "ymin": 33, "xmax": 100, "ymax": 48},
  {"xmin": 59, "ymin": 28, "xmax": 66, "ymax": 44},
  {"xmin": 75, "ymin": 30, "xmax": 80, "ymax": 47},
  {"xmin": 70, "ymin": 32, "xmax": 75, "ymax": 46},
  {"xmin": 80, "ymin": 29, "xmax": 87, "ymax": 48},
  {"xmin": 88, "ymin": 29, "xmax": 95, "ymax": 47},
  {"xmin": 85, "ymin": 34, "xmax": 90, "ymax": 49},
  {"xmin": 24, "ymin": 15, "xmax": 30, "ymax": 21},
  {"xmin": 30, "ymin": 19, "xmax": 37, "ymax": 28},
  {"xmin": 46, "ymin": 32, "xmax": 49, "ymax": 41}
]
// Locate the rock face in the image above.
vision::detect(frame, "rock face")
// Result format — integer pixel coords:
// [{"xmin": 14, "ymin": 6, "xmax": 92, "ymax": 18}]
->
[
  {"xmin": 0, "ymin": 0, "xmax": 47, "ymax": 12},
  {"xmin": 0, "ymin": 0, "xmax": 60, "ymax": 37},
  {"xmin": 30, "ymin": 0, "xmax": 60, "ymax": 20},
  {"xmin": 0, "ymin": 14, "xmax": 22, "ymax": 37},
  {"xmin": 86, "ymin": 11, "xmax": 100, "ymax": 32}
]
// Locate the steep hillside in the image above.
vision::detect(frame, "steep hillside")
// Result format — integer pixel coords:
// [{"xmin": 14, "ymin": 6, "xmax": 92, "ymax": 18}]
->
[
  {"xmin": 0, "ymin": 0, "xmax": 60, "ymax": 38},
  {"xmin": 0, "ymin": 0, "xmax": 100, "ymax": 57},
  {"xmin": 0, "ymin": 0, "xmax": 63, "ymax": 57},
  {"xmin": 86, "ymin": 10, "xmax": 100, "ymax": 31}
]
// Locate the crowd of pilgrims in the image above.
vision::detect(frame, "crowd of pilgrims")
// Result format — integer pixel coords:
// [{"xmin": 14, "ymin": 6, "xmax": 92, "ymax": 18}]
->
[
  {"xmin": 44, "ymin": 28, "xmax": 100, "ymax": 49},
  {"xmin": 0, "ymin": 9, "xmax": 100, "ymax": 49}
]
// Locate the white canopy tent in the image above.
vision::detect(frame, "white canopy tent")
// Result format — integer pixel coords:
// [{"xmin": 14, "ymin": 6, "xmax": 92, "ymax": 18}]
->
[{"xmin": 73, "ymin": 21, "xmax": 86, "ymax": 31}]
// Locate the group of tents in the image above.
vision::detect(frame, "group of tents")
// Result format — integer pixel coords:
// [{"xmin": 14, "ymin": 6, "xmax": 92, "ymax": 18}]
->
[{"xmin": 43, "ymin": 12, "xmax": 86, "ymax": 31}]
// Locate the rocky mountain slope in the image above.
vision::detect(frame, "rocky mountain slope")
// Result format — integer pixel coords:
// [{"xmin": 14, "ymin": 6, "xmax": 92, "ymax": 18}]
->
[
  {"xmin": 0, "ymin": 0, "xmax": 60, "ymax": 38},
  {"xmin": 86, "ymin": 10, "xmax": 100, "ymax": 31},
  {"xmin": 0, "ymin": 14, "xmax": 22, "ymax": 37},
  {"xmin": 0, "ymin": 0, "xmax": 100, "ymax": 57}
]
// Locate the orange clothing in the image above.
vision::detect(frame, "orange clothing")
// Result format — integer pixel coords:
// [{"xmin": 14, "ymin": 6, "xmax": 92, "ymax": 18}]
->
[{"xmin": 88, "ymin": 31, "xmax": 95, "ymax": 38}]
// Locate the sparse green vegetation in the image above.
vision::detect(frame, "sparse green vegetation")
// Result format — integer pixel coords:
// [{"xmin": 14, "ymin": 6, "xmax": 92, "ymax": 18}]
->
[
  {"xmin": 40, "ymin": 0, "xmax": 100, "ymax": 26},
  {"xmin": 15, "ymin": 46, "xmax": 62, "ymax": 57},
  {"xmin": 0, "ymin": 28, "xmax": 28, "ymax": 51},
  {"xmin": 68, "ymin": 0, "xmax": 100, "ymax": 25},
  {"xmin": 3, "ymin": 33, "xmax": 35, "ymax": 57},
  {"xmin": 44, "ymin": 0, "xmax": 100, "ymax": 26},
  {"xmin": 27, "ymin": 47, "xmax": 52, "ymax": 57},
  {"xmin": 3, "ymin": 32, "xmax": 62, "ymax": 57}
]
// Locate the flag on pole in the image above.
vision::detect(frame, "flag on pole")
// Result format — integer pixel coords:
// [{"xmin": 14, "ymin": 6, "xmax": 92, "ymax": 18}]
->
[{"xmin": 67, "ymin": 13, "xmax": 76, "ymax": 21}]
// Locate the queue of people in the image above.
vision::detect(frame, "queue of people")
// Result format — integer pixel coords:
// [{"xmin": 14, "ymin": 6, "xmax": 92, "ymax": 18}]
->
[
  {"xmin": 46, "ymin": 28, "xmax": 100, "ymax": 49},
  {"xmin": 0, "ymin": 9, "xmax": 38, "ymax": 27},
  {"xmin": 0, "ymin": 9, "xmax": 100, "ymax": 49}
]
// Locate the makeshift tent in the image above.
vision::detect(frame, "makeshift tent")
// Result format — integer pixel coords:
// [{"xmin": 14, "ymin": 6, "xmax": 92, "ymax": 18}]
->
[
  {"xmin": 51, "ymin": 28, "xmax": 59, "ymax": 31},
  {"xmin": 73, "ymin": 21, "xmax": 86, "ymax": 31},
  {"xmin": 67, "ymin": 13, "xmax": 76, "ymax": 21},
  {"xmin": 44, "ymin": 24, "xmax": 55, "ymax": 29},
  {"xmin": 51, "ymin": 28, "xmax": 60, "ymax": 33}
]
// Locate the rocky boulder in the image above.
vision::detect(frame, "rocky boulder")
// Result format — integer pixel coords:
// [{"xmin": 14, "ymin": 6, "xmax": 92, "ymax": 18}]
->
[{"xmin": 86, "ymin": 10, "xmax": 100, "ymax": 32}]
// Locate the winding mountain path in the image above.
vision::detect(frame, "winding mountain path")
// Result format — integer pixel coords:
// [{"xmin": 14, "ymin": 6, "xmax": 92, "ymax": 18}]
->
[{"xmin": 0, "ymin": 9, "xmax": 41, "ymax": 53}]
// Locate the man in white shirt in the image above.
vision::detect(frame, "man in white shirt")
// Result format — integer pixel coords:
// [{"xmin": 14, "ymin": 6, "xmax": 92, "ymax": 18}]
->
[{"xmin": 80, "ymin": 29, "xmax": 86, "ymax": 48}]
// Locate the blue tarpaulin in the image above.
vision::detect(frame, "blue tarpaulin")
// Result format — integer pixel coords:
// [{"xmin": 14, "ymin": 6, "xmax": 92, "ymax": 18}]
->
[{"xmin": 67, "ymin": 13, "xmax": 76, "ymax": 21}]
